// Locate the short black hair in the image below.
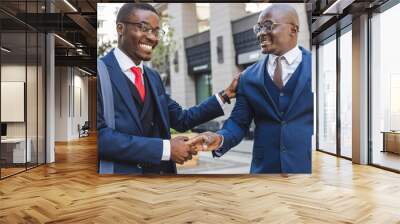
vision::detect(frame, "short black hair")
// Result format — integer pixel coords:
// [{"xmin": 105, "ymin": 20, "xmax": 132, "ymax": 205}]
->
[{"xmin": 116, "ymin": 3, "xmax": 159, "ymax": 23}]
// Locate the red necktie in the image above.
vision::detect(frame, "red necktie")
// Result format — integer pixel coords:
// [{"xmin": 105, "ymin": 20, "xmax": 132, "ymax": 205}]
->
[{"xmin": 130, "ymin": 66, "xmax": 145, "ymax": 102}]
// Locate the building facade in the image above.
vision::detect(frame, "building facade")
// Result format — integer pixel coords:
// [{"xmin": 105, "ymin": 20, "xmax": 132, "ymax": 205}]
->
[{"xmin": 157, "ymin": 3, "xmax": 311, "ymax": 124}]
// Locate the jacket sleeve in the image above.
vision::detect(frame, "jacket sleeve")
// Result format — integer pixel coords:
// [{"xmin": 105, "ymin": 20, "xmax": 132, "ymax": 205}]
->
[
  {"xmin": 97, "ymin": 77, "xmax": 163, "ymax": 165},
  {"xmin": 214, "ymin": 78, "xmax": 254, "ymax": 156},
  {"xmin": 167, "ymin": 94, "xmax": 225, "ymax": 132},
  {"xmin": 149, "ymin": 71, "xmax": 224, "ymax": 132}
]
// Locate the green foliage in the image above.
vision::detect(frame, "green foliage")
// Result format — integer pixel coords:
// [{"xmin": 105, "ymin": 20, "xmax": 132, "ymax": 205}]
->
[
  {"xmin": 170, "ymin": 128, "xmax": 191, "ymax": 135},
  {"xmin": 150, "ymin": 15, "xmax": 176, "ymax": 82},
  {"xmin": 170, "ymin": 128, "xmax": 179, "ymax": 135}
]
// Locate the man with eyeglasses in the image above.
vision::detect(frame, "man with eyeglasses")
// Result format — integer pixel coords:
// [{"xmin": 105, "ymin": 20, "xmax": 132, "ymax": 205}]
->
[
  {"xmin": 189, "ymin": 4, "xmax": 313, "ymax": 174},
  {"xmin": 97, "ymin": 3, "xmax": 239, "ymax": 174}
]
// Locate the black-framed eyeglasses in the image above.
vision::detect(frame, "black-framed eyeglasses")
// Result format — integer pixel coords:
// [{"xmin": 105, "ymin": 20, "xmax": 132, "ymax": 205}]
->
[
  {"xmin": 253, "ymin": 20, "xmax": 297, "ymax": 34},
  {"xmin": 120, "ymin": 21, "xmax": 165, "ymax": 38}
]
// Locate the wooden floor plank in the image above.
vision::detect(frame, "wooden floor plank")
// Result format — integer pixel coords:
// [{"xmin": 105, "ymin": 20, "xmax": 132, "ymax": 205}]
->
[{"xmin": 0, "ymin": 134, "xmax": 399, "ymax": 223}]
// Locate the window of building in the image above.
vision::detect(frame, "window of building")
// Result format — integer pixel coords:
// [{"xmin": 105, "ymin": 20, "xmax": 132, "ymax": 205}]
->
[
  {"xmin": 317, "ymin": 36, "xmax": 337, "ymax": 155},
  {"xmin": 370, "ymin": 2, "xmax": 400, "ymax": 171},
  {"xmin": 196, "ymin": 3, "xmax": 210, "ymax": 32},
  {"xmin": 316, "ymin": 24, "xmax": 353, "ymax": 160},
  {"xmin": 195, "ymin": 73, "xmax": 212, "ymax": 104},
  {"xmin": 339, "ymin": 27, "xmax": 352, "ymax": 159}
]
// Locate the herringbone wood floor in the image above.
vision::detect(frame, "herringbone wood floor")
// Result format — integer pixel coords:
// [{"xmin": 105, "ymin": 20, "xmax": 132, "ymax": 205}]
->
[{"xmin": 1, "ymin": 134, "xmax": 400, "ymax": 224}]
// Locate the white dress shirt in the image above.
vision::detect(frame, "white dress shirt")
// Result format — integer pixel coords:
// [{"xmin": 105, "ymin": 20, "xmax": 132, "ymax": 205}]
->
[
  {"xmin": 267, "ymin": 45, "xmax": 302, "ymax": 87},
  {"xmin": 113, "ymin": 47, "xmax": 145, "ymax": 85},
  {"xmin": 113, "ymin": 47, "xmax": 225, "ymax": 161}
]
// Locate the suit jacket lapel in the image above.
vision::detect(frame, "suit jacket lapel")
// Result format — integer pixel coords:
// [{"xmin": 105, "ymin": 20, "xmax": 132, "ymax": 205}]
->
[
  {"xmin": 144, "ymin": 66, "xmax": 169, "ymax": 132},
  {"xmin": 103, "ymin": 50, "xmax": 143, "ymax": 133},
  {"xmin": 285, "ymin": 49, "xmax": 310, "ymax": 116},
  {"xmin": 256, "ymin": 55, "xmax": 282, "ymax": 118}
]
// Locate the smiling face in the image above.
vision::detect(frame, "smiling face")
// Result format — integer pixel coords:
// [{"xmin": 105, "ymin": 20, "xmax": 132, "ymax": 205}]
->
[
  {"xmin": 117, "ymin": 9, "xmax": 159, "ymax": 64},
  {"xmin": 257, "ymin": 6, "xmax": 298, "ymax": 56}
]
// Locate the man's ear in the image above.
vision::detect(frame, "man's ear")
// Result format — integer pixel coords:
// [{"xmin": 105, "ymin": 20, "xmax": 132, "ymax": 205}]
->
[
  {"xmin": 290, "ymin": 25, "xmax": 299, "ymax": 34},
  {"xmin": 288, "ymin": 25, "xmax": 298, "ymax": 37},
  {"xmin": 116, "ymin": 23, "xmax": 124, "ymax": 37}
]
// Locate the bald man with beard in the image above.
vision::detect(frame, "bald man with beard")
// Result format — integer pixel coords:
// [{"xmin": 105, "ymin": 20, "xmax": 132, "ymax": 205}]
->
[{"xmin": 189, "ymin": 4, "xmax": 314, "ymax": 174}]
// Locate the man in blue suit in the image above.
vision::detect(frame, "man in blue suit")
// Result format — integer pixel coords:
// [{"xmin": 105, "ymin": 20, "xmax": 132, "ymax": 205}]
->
[
  {"xmin": 190, "ymin": 5, "xmax": 313, "ymax": 173},
  {"xmin": 97, "ymin": 3, "xmax": 238, "ymax": 174}
]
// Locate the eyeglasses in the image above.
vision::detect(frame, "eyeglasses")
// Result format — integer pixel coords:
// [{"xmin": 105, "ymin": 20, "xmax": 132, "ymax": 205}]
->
[
  {"xmin": 120, "ymin": 21, "xmax": 165, "ymax": 38},
  {"xmin": 253, "ymin": 20, "xmax": 297, "ymax": 34}
]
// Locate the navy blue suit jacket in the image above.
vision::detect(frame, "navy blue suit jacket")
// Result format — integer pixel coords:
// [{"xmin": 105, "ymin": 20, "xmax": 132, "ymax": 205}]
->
[
  {"xmin": 215, "ymin": 47, "xmax": 314, "ymax": 173},
  {"xmin": 97, "ymin": 49, "xmax": 224, "ymax": 174}
]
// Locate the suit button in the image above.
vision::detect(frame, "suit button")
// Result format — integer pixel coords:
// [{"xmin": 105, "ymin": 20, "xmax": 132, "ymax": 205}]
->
[
  {"xmin": 281, "ymin": 146, "xmax": 286, "ymax": 151},
  {"xmin": 281, "ymin": 121, "xmax": 286, "ymax": 126},
  {"xmin": 280, "ymin": 92, "xmax": 284, "ymax": 97},
  {"xmin": 137, "ymin": 164, "xmax": 142, "ymax": 169},
  {"xmin": 151, "ymin": 122, "xmax": 154, "ymax": 127}
]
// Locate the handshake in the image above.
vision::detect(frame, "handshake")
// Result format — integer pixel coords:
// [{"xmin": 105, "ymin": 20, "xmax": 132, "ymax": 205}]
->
[{"xmin": 170, "ymin": 132, "xmax": 222, "ymax": 164}]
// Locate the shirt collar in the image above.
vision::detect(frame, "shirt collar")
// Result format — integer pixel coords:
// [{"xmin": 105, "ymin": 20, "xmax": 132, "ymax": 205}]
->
[
  {"xmin": 113, "ymin": 47, "xmax": 144, "ymax": 73},
  {"xmin": 269, "ymin": 45, "xmax": 301, "ymax": 65}
]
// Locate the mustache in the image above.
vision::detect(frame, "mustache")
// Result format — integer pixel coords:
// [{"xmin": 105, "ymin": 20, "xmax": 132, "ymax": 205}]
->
[{"xmin": 257, "ymin": 35, "xmax": 270, "ymax": 44}]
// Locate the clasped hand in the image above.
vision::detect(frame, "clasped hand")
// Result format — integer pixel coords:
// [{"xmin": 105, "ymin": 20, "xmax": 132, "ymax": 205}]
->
[{"xmin": 170, "ymin": 132, "xmax": 222, "ymax": 165}]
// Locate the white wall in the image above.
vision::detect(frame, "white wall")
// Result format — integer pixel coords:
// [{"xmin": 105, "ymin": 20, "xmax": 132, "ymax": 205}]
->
[
  {"xmin": 55, "ymin": 66, "xmax": 68, "ymax": 141},
  {"xmin": 1, "ymin": 65, "xmax": 26, "ymax": 140},
  {"xmin": 1, "ymin": 63, "xmax": 46, "ymax": 164},
  {"xmin": 1, "ymin": 65, "xmax": 37, "ymax": 138},
  {"xmin": 54, "ymin": 67, "xmax": 89, "ymax": 141},
  {"xmin": 72, "ymin": 72, "xmax": 89, "ymax": 138}
]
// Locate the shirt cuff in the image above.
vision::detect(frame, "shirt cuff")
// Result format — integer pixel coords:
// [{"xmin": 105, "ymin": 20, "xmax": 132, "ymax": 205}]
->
[
  {"xmin": 162, "ymin": 140, "xmax": 171, "ymax": 161},
  {"xmin": 212, "ymin": 135, "xmax": 224, "ymax": 156},
  {"xmin": 215, "ymin": 93, "xmax": 225, "ymax": 109}
]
